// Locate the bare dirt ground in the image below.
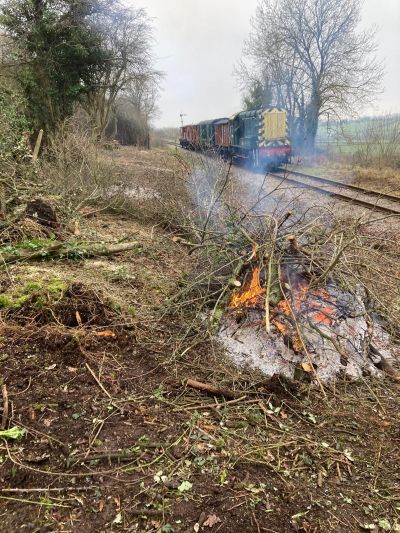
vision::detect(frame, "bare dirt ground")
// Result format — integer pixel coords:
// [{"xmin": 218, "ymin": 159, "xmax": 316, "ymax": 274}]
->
[{"xmin": 0, "ymin": 147, "xmax": 399, "ymax": 533}]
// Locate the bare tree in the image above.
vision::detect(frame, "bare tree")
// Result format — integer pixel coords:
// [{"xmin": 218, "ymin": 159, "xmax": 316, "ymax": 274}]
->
[
  {"xmin": 125, "ymin": 70, "xmax": 162, "ymax": 124},
  {"xmin": 239, "ymin": 0, "xmax": 383, "ymax": 149},
  {"xmin": 105, "ymin": 63, "xmax": 162, "ymax": 146},
  {"xmin": 84, "ymin": 1, "xmax": 156, "ymax": 139}
]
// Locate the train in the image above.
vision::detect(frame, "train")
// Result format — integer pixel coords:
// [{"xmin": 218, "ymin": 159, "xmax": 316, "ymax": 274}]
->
[{"xmin": 179, "ymin": 107, "xmax": 291, "ymax": 169}]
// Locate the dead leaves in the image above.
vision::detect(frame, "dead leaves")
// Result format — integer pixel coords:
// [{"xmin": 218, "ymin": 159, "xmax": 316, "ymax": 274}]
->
[
  {"xmin": 301, "ymin": 362, "xmax": 313, "ymax": 373},
  {"xmin": 203, "ymin": 514, "xmax": 222, "ymax": 527},
  {"xmin": 368, "ymin": 416, "xmax": 392, "ymax": 430},
  {"xmin": 194, "ymin": 513, "xmax": 222, "ymax": 531}
]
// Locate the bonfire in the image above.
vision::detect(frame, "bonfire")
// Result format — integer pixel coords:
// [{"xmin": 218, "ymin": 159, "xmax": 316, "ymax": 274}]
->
[{"xmin": 217, "ymin": 234, "xmax": 398, "ymax": 385}]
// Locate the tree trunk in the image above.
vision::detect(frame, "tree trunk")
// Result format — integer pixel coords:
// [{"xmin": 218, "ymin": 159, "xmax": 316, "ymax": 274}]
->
[{"xmin": 304, "ymin": 97, "xmax": 320, "ymax": 152}]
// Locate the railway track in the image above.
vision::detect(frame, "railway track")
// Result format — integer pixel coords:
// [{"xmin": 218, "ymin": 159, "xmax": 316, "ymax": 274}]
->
[
  {"xmin": 277, "ymin": 168, "xmax": 400, "ymax": 204},
  {"xmin": 270, "ymin": 169, "xmax": 400, "ymax": 216},
  {"xmin": 167, "ymin": 142, "xmax": 400, "ymax": 215}
]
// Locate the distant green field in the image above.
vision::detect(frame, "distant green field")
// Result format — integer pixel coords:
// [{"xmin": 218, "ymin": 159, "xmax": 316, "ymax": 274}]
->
[{"xmin": 315, "ymin": 115, "xmax": 400, "ymax": 161}]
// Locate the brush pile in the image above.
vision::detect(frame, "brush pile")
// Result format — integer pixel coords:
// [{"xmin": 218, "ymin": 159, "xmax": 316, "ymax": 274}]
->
[
  {"xmin": 173, "ymin": 164, "xmax": 400, "ymax": 385},
  {"xmin": 217, "ymin": 233, "xmax": 398, "ymax": 383}
]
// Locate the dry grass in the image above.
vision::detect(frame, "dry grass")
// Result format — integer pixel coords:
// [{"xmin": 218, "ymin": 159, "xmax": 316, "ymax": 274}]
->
[
  {"xmin": 38, "ymin": 122, "xmax": 128, "ymax": 214},
  {"xmin": 35, "ymin": 124, "xmax": 193, "ymax": 236},
  {"xmin": 352, "ymin": 166, "xmax": 400, "ymax": 195},
  {"xmin": 106, "ymin": 145, "xmax": 192, "ymax": 227}
]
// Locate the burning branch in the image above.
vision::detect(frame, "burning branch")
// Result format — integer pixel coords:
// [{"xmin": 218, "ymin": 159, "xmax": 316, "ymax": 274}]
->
[
  {"xmin": 277, "ymin": 263, "xmax": 327, "ymax": 397},
  {"xmin": 209, "ymin": 258, "xmax": 245, "ymax": 333},
  {"xmin": 264, "ymin": 217, "xmax": 278, "ymax": 334}
]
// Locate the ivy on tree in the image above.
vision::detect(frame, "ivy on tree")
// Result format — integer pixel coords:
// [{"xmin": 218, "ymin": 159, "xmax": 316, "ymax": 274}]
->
[{"xmin": 0, "ymin": 0, "xmax": 108, "ymax": 133}]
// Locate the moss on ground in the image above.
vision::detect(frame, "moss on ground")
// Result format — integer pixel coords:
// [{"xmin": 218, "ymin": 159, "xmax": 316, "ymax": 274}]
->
[{"xmin": 0, "ymin": 278, "xmax": 67, "ymax": 311}]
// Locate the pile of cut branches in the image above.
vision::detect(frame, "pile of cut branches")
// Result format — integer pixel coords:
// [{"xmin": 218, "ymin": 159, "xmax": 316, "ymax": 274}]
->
[{"xmin": 164, "ymin": 159, "xmax": 400, "ymax": 383}]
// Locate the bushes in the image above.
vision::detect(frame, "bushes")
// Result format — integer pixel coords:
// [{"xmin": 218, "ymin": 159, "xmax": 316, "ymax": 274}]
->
[
  {"xmin": 0, "ymin": 88, "xmax": 30, "ymax": 163},
  {"xmin": 38, "ymin": 119, "xmax": 123, "ymax": 211},
  {"xmin": 106, "ymin": 103, "xmax": 149, "ymax": 147},
  {"xmin": 0, "ymin": 0, "xmax": 107, "ymax": 133},
  {"xmin": 0, "ymin": 88, "xmax": 32, "ymax": 209}
]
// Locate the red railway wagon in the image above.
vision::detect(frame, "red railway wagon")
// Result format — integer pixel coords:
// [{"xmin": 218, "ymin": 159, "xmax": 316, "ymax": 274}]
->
[
  {"xmin": 179, "ymin": 124, "xmax": 199, "ymax": 149},
  {"xmin": 214, "ymin": 118, "xmax": 230, "ymax": 147}
]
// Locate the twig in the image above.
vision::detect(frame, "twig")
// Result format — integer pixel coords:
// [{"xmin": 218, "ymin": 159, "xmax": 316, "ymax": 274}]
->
[
  {"xmin": 361, "ymin": 377, "xmax": 387, "ymax": 414},
  {"xmin": 0, "ymin": 495, "xmax": 69, "ymax": 508},
  {"xmin": 1, "ymin": 487, "xmax": 96, "ymax": 493},
  {"xmin": 209, "ymin": 258, "xmax": 245, "ymax": 333},
  {"xmin": 85, "ymin": 363, "xmax": 123, "ymax": 413},
  {"xmin": 227, "ymin": 500, "xmax": 246, "ymax": 511},
  {"xmin": 277, "ymin": 264, "xmax": 327, "ymax": 398},
  {"xmin": 265, "ymin": 218, "xmax": 278, "ymax": 334},
  {"xmin": 186, "ymin": 379, "xmax": 238, "ymax": 400},
  {"xmin": 251, "ymin": 508, "xmax": 261, "ymax": 533},
  {"xmin": 309, "ymin": 234, "xmax": 357, "ymax": 289},
  {"xmin": 175, "ymin": 395, "xmax": 249, "ymax": 411},
  {"xmin": 72, "ymin": 451, "xmax": 139, "ymax": 464}
]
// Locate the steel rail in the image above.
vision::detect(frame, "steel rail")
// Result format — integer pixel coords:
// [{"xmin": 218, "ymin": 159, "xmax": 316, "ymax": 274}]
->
[
  {"xmin": 268, "ymin": 172, "xmax": 400, "ymax": 216},
  {"xmin": 277, "ymin": 167, "xmax": 400, "ymax": 205}
]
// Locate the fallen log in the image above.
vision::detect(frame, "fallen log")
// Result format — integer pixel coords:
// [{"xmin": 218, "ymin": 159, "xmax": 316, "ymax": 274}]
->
[
  {"xmin": 0, "ymin": 242, "xmax": 63, "ymax": 265},
  {"xmin": 0, "ymin": 241, "xmax": 139, "ymax": 266},
  {"xmin": 84, "ymin": 242, "xmax": 140, "ymax": 257},
  {"xmin": 186, "ymin": 378, "xmax": 238, "ymax": 400}
]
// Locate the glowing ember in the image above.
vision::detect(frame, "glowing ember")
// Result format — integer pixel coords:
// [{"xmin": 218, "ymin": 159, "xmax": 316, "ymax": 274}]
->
[
  {"xmin": 229, "ymin": 267, "xmax": 265, "ymax": 309},
  {"xmin": 291, "ymin": 334, "xmax": 303, "ymax": 353},
  {"xmin": 277, "ymin": 277, "xmax": 336, "ymax": 327}
]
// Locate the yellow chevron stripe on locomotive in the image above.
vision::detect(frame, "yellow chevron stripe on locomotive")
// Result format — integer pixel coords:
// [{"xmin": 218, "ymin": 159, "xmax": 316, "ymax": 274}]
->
[{"xmin": 259, "ymin": 108, "xmax": 288, "ymax": 147}]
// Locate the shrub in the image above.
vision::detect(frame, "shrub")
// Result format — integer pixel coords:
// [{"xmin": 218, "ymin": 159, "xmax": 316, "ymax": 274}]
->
[
  {"xmin": 0, "ymin": 88, "xmax": 31, "ymax": 163},
  {"xmin": 38, "ymin": 117, "xmax": 128, "ymax": 213}
]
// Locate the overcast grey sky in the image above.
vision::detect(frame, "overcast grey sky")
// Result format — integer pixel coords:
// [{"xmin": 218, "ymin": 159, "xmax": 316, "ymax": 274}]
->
[{"xmin": 132, "ymin": 0, "xmax": 400, "ymax": 128}]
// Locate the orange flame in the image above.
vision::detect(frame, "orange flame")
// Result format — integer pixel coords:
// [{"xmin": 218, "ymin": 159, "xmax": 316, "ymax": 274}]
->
[
  {"xmin": 228, "ymin": 266, "xmax": 337, "ymax": 342},
  {"xmin": 229, "ymin": 267, "xmax": 265, "ymax": 309}
]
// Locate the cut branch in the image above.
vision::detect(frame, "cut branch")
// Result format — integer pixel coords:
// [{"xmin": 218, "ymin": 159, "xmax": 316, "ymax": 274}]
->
[
  {"xmin": 0, "ymin": 242, "xmax": 139, "ymax": 267},
  {"xmin": 186, "ymin": 379, "xmax": 238, "ymax": 400}
]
